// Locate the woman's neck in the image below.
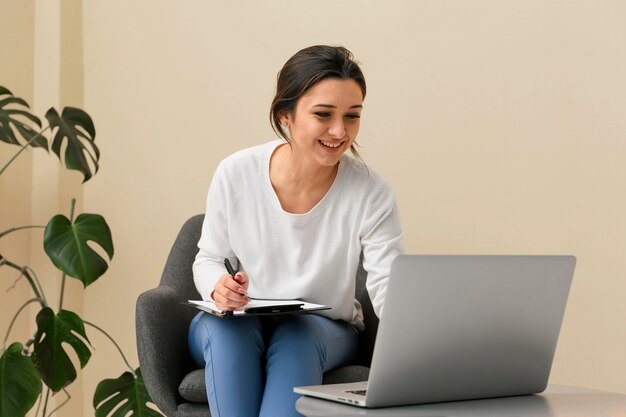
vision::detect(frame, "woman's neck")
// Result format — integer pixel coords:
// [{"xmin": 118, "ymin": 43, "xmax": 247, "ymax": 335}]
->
[
  {"xmin": 269, "ymin": 143, "xmax": 340, "ymax": 214},
  {"xmin": 270, "ymin": 143, "xmax": 339, "ymax": 192}
]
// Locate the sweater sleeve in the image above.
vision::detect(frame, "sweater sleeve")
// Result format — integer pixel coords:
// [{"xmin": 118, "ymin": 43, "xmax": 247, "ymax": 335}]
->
[
  {"xmin": 360, "ymin": 180, "xmax": 404, "ymax": 318},
  {"xmin": 192, "ymin": 162, "xmax": 236, "ymax": 301}
]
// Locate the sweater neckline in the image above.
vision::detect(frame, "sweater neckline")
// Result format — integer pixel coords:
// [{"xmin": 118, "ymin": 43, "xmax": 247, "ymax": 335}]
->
[{"xmin": 262, "ymin": 140, "xmax": 346, "ymax": 218}]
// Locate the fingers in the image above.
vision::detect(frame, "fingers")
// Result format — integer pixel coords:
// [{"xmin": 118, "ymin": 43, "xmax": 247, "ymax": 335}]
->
[
  {"xmin": 233, "ymin": 271, "xmax": 249, "ymax": 291},
  {"xmin": 213, "ymin": 274, "xmax": 249, "ymax": 311}
]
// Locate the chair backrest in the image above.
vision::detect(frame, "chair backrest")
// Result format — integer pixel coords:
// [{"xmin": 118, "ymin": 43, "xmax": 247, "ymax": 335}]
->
[
  {"xmin": 136, "ymin": 215, "xmax": 207, "ymax": 415},
  {"xmin": 354, "ymin": 257, "xmax": 378, "ymax": 367},
  {"xmin": 163, "ymin": 214, "xmax": 378, "ymax": 365},
  {"xmin": 159, "ymin": 214, "xmax": 204, "ymax": 300}
]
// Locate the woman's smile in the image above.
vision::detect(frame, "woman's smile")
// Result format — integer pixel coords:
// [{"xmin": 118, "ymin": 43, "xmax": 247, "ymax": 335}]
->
[{"xmin": 318, "ymin": 139, "xmax": 345, "ymax": 150}]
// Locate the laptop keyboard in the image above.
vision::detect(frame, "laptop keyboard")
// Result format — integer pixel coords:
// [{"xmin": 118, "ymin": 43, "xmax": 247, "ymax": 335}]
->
[{"xmin": 346, "ymin": 389, "xmax": 367, "ymax": 396}]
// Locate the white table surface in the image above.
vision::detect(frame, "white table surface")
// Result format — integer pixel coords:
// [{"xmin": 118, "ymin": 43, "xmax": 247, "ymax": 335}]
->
[{"xmin": 296, "ymin": 385, "xmax": 626, "ymax": 416}]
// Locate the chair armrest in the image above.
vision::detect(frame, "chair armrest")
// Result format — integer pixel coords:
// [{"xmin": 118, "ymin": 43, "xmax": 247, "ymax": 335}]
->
[{"xmin": 136, "ymin": 284, "xmax": 197, "ymax": 416}]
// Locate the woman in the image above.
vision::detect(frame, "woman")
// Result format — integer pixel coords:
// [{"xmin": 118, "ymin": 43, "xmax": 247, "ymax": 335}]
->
[{"xmin": 189, "ymin": 45, "xmax": 403, "ymax": 417}]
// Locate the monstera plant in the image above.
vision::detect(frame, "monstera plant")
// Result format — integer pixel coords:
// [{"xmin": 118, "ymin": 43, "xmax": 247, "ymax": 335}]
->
[{"xmin": 0, "ymin": 86, "xmax": 162, "ymax": 417}]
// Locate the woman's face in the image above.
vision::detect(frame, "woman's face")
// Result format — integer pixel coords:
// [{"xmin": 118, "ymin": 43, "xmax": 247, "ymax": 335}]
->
[{"xmin": 282, "ymin": 77, "xmax": 363, "ymax": 167}]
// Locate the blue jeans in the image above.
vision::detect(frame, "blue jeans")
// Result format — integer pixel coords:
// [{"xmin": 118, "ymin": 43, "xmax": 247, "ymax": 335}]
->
[{"xmin": 188, "ymin": 312, "xmax": 358, "ymax": 417}]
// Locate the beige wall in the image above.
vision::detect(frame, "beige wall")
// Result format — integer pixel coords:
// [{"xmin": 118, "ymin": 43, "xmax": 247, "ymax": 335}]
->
[
  {"xmin": 1, "ymin": 0, "xmax": 86, "ymax": 415},
  {"xmin": 2, "ymin": 0, "xmax": 625, "ymax": 415},
  {"xmin": 1, "ymin": 0, "xmax": 36, "ymax": 354}
]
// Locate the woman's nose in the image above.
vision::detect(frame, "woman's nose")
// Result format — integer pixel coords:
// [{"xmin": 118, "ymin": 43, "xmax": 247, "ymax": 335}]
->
[{"xmin": 328, "ymin": 119, "xmax": 345, "ymax": 138}]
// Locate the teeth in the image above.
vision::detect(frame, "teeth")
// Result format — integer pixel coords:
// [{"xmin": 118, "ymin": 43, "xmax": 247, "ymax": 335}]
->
[{"xmin": 320, "ymin": 140, "xmax": 341, "ymax": 148}]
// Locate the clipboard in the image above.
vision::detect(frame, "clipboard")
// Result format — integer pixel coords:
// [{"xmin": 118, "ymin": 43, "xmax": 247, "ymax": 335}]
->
[{"xmin": 183, "ymin": 299, "xmax": 331, "ymax": 318}]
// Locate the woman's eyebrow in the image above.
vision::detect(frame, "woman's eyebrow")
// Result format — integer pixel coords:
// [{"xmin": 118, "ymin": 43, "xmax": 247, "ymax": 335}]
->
[{"xmin": 312, "ymin": 104, "xmax": 363, "ymax": 109}]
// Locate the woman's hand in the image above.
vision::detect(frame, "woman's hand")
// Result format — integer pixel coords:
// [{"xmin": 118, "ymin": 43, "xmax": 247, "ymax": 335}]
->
[{"xmin": 211, "ymin": 271, "xmax": 249, "ymax": 311}]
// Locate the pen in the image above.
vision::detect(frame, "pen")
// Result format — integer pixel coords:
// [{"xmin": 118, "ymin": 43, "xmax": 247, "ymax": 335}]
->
[
  {"xmin": 224, "ymin": 258, "xmax": 237, "ymax": 277},
  {"xmin": 222, "ymin": 258, "xmax": 243, "ymax": 317},
  {"xmin": 224, "ymin": 258, "xmax": 248, "ymax": 297},
  {"xmin": 224, "ymin": 258, "xmax": 259, "ymax": 301}
]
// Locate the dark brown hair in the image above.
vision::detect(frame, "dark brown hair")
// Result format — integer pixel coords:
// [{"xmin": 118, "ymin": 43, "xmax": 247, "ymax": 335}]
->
[{"xmin": 270, "ymin": 45, "xmax": 366, "ymax": 159}]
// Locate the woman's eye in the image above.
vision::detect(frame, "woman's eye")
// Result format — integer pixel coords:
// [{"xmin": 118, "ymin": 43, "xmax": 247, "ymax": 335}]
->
[{"xmin": 313, "ymin": 112, "xmax": 360, "ymax": 120}]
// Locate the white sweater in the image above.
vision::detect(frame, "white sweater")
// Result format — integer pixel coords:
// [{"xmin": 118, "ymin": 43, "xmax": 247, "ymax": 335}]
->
[{"xmin": 193, "ymin": 140, "xmax": 403, "ymax": 330}]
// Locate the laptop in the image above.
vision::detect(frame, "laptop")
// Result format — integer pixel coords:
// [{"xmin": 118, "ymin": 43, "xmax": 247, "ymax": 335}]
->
[{"xmin": 294, "ymin": 255, "xmax": 576, "ymax": 408}]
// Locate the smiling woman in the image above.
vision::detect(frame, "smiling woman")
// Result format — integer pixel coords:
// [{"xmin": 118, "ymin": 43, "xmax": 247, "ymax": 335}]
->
[
  {"xmin": 270, "ymin": 45, "xmax": 366, "ymax": 160},
  {"xmin": 190, "ymin": 45, "xmax": 403, "ymax": 417}
]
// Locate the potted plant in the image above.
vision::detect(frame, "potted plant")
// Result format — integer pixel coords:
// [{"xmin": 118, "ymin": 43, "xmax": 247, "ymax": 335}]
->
[{"xmin": 0, "ymin": 86, "xmax": 162, "ymax": 417}]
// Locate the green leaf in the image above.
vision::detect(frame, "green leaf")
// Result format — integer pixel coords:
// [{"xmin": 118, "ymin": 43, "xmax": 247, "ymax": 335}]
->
[
  {"xmin": 43, "ymin": 213, "xmax": 114, "ymax": 287},
  {"xmin": 45, "ymin": 106, "xmax": 99, "ymax": 183},
  {"xmin": 94, "ymin": 368, "xmax": 163, "ymax": 417},
  {"xmin": 0, "ymin": 86, "xmax": 46, "ymax": 149},
  {"xmin": 32, "ymin": 308, "xmax": 92, "ymax": 392},
  {"xmin": 0, "ymin": 343, "xmax": 42, "ymax": 417}
]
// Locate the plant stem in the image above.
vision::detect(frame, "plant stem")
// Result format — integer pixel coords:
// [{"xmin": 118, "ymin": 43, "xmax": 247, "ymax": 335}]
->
[
  {"xmin": 0, "ymin": 255, "xmax": 47, "ymax": 306},
  {"xmin": 0, "ymin": 125, "xmax": 51, "ymax": 176},
  {"xmin": 3, "ymin": 297, "xmax": 44, "ymax": 349},
  {"xmin": 26, "ymin": 266, "xmax": 48, "ymax": 307},
  {"xmin": 58, "ymin": 199, "xmax": 76, "ymax": 311},
  {"xmin": 41, "ymin": 389, "xmax": 50, "ymax": 417},
  {"xmin": 84, "ymin": 320, "xmax": 134, "ymax": 372},
  {"xmin": 45, "ymin": 389, "xmax": 70, "ymax": 417},
  {"xmin": 0, "ymin": 225, "xmax": 45, "ymax": 239},
  {"xmin": 34, "ymin": 388, "xmax": 44, "ymax": 417},
  {"xmin": 59, "ymin": 274, "xmax": 66, "ymax": 310},
  {"xmin": 69, "ymin": 198, "xmax": 76, "ymax": 221},
  {"xmin": 24, "ymin": 336, "xmax": 35, "ymax": 351}
]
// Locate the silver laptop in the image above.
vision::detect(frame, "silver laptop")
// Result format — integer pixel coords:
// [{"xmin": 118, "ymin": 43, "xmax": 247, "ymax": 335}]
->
[{"xmin": 294, "ymin": 255, "xmax": 576, "ymax": 408}]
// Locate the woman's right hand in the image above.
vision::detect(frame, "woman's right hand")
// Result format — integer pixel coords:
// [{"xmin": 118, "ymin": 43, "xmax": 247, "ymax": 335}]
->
[{"xmin": 211, "ymin": 272, "xmax": 249, "ymax": 311}]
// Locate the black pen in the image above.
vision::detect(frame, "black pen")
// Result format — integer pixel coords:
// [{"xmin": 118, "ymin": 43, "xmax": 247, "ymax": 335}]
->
[
  {"xmin": 222, "ymin": 258, "xmax": 242, "ymax": 317},
  {"xmin": 224, "ymin": 258, "xmax": 248, "ymax": 296},
  {"xmin": 224, "ymin": 258, "xmax": 237, "ymax": 278},
  {"xmin": 224, "ymin": 258, "xmax": 259, "ymax": 300}
]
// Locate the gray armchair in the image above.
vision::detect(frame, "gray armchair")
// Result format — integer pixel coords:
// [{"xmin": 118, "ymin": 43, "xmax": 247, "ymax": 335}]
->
[{"xmin": 136, "ymin": 215, "xmax": 378, "ymax": 416}]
